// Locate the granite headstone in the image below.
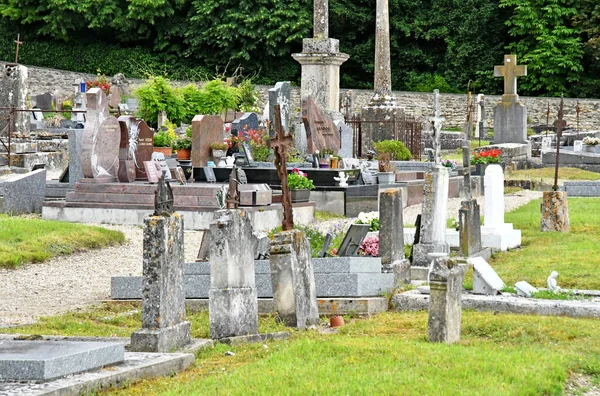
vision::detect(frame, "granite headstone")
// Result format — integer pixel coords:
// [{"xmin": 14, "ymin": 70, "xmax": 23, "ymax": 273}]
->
[
  {"xmin": 302, "ymin": 96, "xmax": 340, "ymax": 154},
  {"xmin": 191, "ymin": 115, "xmax": 225, "ymax": 167}
]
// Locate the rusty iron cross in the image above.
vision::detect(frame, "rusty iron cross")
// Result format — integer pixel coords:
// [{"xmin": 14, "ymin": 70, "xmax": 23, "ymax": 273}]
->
[
  {"xmin": 15, "ymin": 34, "xmax": 22, "ymax": 64},
  {"xmin": 553, "ymin": 97, "xmax": 567, "ymax": 191},
  {"xmin": 225, "ymin": 165, "xmax": 240, "ymax": 209},
  {"xmin": 271, "ymin": 104, "xmax": 295, "ymax": 231}
]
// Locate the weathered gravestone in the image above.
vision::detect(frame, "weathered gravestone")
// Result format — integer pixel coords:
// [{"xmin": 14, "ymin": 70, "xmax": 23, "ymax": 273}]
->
[
  {"xmin": 468, "ymin": 256, "xmax": 505, "ymax": 295},
  {"xmin": 379, "ymin": 188, "xmax": 404, "ymax": 266},
  {"xmin": 428, "ymin": 256, "xmax": 464, "ymax": 344},
  {"xmin": 34, "ymin": 92, "xmax": 52, "ymax": 111},
  {"xmin": 81, "ymin": 88, "xmax": 120, "ymax": 180},
  {"xmin": 67, "ymin": 130, "xmax": 84, "ymax": 186},
  {"xmin": 130, "ymin": 177, "xmax": 191, "ymax": 352},
  {"xmin": 208, "ymin": 209, "xmax": 259, "ymax": 339},
  {"xmin": 493, "ymin": 55, "xmax": 528, "ymax": 144},
  {"xmin": 191, "ymin": 115, "xmax": 224, "ymax": 167},
  {"xmin": 232, "ymin": 112, "xmax": 260, "ymax": 135},
  {"xmin": 302, "ymin": 96, "xmax": 340, "ymax": 154},
  {"xmin": 268, "ymin": 82, "xmax": 291, "ymax": 138},
  {"xmin": 0, "ymin": 63, "xmax": 29, "ymax": 136}
]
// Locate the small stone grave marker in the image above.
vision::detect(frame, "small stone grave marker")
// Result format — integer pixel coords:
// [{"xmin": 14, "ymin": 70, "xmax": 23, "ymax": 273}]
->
[
  {"xmin": 468, "ymin": 257, "xmax": 505, "ymax": 295},
  {"xmin": 157, "ymin": 161, "xmax": 172, "ymax": 180},
  {"xmin": 143, "ymin": 161, "xmax": 159, "ymax": 183},
  {"xmin": 515, "ymin": 280, "xmax": 538, "ymax": 297},
  {"xmin": 574, "ymin": 140, "xmax": 583, "ymax": 153},
  {"xmin": 204, "ymin": 167, "xmax": 217, "ymax": 183},
  {"xmin": 337, "ymin": 224, "xmax": 370, "ymax": 256},
  {"xmin": 541, "ymin": 137, "xmax": 552, "ymax": 150}
]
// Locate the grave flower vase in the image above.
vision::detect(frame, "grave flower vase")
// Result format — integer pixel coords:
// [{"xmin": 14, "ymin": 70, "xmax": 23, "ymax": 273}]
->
[
  {"xmin": 473, "ymin": 164, "xmax": 488, "ymax": 176},
  {"xmin": 584, "ymin": 145, "xmax": 600, "ymax": 154},
  {"xmin": 153, "ymin": 147, "xmax": 172, "ymax": 157},
  {"xmin": 291, "ymin": 189, "xmax": 310, "ymax": 203},
  {"xmin": 176, "ymin": 148, "xmax": 191, "ymax": 160},
  {"xmin": 377, "ymin": 172, "xmax": 395, "ymax": 184}
]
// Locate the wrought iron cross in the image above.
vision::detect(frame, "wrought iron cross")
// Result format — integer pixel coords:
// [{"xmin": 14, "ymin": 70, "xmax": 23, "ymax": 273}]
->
[
  {"xmin": 552, "ymin": 97, "xmax": 567, "ymax": 191},
  {"xmin": 271, "ymin": 104, "xmax": 295, "ymax": 231},
  {"xmin": 14, "ymin": 34, "xmax": 22, "ymax": 64},
  {"xmin": 462, "ymin": 90, "xmax": 474, "ymax": 200},
  {"xmin": 153, "ymin": 174, "xmax": 174, "ymax": 216},
  {"xmin": 225, "ymin": 165, "xmax": 240, "ymax": 209}
]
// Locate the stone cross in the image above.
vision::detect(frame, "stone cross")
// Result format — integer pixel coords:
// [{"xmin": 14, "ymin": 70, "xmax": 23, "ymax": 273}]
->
[
  {"xmin": 494, "ymin": 54, "xmax": 527, "ymax": 100},
  {"xmin": 313, "ymin": 0, "xmax": 328, "ymax": 39},
  {"xmin": 553, "ymin": 97, "xmax": 567, "ymax": 191},
  {"xmin": 373, "ymin": 0, "xmax": 392, "ymax": 96},
  {"xmin": 271, "ymin": 104, "xmax": 295, "ymax": 231},
  {"xmin": 153, "ymin": 175, "xmax": 174, "ymax": 216},
  {"xmin": 14, "ymin": 34, "xmax": 22, "ymax": 64},
  {"xmin": 430, "ymin": 89, "xmax": 444, "ymax": 165},
  {"xmin": 462, "ymin": 91, "xmax": 474, "ymax": 201}
]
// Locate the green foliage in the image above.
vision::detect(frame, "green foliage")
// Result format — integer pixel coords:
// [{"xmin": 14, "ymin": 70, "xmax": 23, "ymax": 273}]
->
[
  {"xmin": 250, "ymin": 142, "xmax": 270, "ymax": 162},
  {"xmin": 373, "ymin": 140, "xmax": 411, "ymax": 161},
  {"xmin": 193, "ymin": 79, "xmax": 239, "ymax": 117},
  {"xmin": 153, "ymin": 129, "xmax": 176, "ymax": 148},
  {"xmin": 287, "ymin": 172, "xmax": 315, "ymax": 190},
  {"xmin": 134, "ymin": 76, "xmax": 185, "ymax": 127},
  {"xmin": 236, "ymin": 79, "xmax": 259, "ymax": 112},
  {"xmin": 532, "ymin": 290, "xmax": 590, "ymax": 301},
  {"xmin": 405, "ymin": 73, "xmax": 461, "ymax": 93},
  {"xmin": 173, "ymin": 136, "xmax": 192, "ymax": 150}
]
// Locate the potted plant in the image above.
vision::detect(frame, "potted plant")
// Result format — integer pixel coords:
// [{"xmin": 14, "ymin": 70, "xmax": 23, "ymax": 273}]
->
[
  {"xmin": 330, "ymin": 155, "xmax": 342, "ymax": 169},
  {"xmin": 471, "ymin": 149, "xmax": 502, "ymax": 175},
  {"xmin": 210, "ymin": 142, "xmax": 229, "ymax": 167},
  {"xmin": 376, "ymin": 152, "xmax": 395, "ymax": 184},
  {"xmin": 153, "ymin": 130, "xmax": 175, "ymax": 157},
  {"xmin": 173, "ymin": 136, "xmax": 192, "ymax": 160},
  {"xmin": 583, "ymin": 136, "xmax": 600, "ymax": 153},
  {"xmin": 288, "ymin": 168, "xmax": 315, "ymax": 203}
]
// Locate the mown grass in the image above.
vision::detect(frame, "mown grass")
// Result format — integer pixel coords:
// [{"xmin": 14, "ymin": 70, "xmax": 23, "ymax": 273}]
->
[
  {"xmin": 89, "ymin": 311, "xmax": 600, "ymax": 395},
  {"xmin": 491, "ymin": 197, "xmax": 600, "ymax": 290},
  {"xmin": 506, "ymin": 167, "xmax": 600, "ymax": 184},
  {"xmin": 0, "ymin": 215, "xmax": 125, "ymax": 269},
  {"xmin": 315, "ymin": 211, "xmax": 346, "ymax": 221}
]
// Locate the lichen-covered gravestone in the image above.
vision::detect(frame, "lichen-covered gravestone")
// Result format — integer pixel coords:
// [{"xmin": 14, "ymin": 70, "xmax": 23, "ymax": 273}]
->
[
  {"xmin": 81, "ymin": 88, "xmax": 120, "ymax": 180},
  {"xmin": 378, "ymin": 188, "xmax": 404, "ymax": 267},
  {"xmin": 428, "ymin": 256, "xmax": 464, "ymax": 344}
]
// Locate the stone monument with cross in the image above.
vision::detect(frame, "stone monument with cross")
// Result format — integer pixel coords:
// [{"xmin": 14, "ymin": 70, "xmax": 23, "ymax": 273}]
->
[
  {"xmin": 493, "ymin": 54, "xmax": 528, "ymax": 144},
  {"xmin": 292, "ymin": 0, "xmax": 349, "ymax": 111}
]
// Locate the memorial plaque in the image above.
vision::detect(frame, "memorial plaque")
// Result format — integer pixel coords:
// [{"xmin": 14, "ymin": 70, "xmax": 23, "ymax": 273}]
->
[
  {"xmin": 337, "ymin": 224, "xmax": 371, "ymax": 256},
  {"xmin": 204, "ymin": 167, "xmax": 217, "ymax": 183},
  {"xmin": 302, "ymin": 96, "xmax": 340, "ymax": 154},
  {"xmin": 144, "ymin": 161, "xmax": 159, "ymax": 183}
]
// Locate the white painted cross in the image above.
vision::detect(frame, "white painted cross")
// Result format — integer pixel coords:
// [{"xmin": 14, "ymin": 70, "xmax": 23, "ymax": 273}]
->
[{"xmin": 429, "ymin": 89, "xmax": 444, "ymax": 165}]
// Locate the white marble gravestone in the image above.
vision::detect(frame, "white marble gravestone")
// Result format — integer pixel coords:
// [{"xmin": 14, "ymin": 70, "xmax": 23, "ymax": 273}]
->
[
  {"xmin": 468, "ymin": 257, "xmax": 505, "ymax": 295},
  {"xmin": 574, "ymin": 140, "xmax": 583, "ymax": 153}
]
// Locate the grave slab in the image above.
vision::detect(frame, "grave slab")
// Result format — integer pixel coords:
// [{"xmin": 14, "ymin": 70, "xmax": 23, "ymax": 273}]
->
[{"xmin": 0, "ymin": 340, "xmax": 124, "ymax": 382}]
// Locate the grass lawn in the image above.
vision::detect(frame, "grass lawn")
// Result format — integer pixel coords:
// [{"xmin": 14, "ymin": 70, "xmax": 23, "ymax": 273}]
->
[
  {"xmin": 491, "ymin": 197, "xmax": 600, "ymax": 289},
  {"xmin": 5, "ymin": 303, "xmax": 599, "ymax": 395},
  {"xmin": 505, "ymin": 167, "xmax": 600, "ymax": 184},
  {"xmin": 0, "ymin": 215, "xmax": 125, "ymax": 269}
]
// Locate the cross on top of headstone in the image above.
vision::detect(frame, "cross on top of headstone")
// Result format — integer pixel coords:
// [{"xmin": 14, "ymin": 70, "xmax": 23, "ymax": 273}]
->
[
  {"xmin": 14, "ymin": 34, "xmax": 22, "ymax": 64},
  {"xmin": 494, "ymin": 54, "xmax": 527, "ymax": 99},
  {"xmin": 271, "ymin": 104, "xmax": 295, "ymax": 231},
  {"xmin": 313, "ymin": 0, "xmax": 329, "ymax": 39},
  {"xmin": 429, "ymin": 89, "xmax": 444, "ymax": 165}
]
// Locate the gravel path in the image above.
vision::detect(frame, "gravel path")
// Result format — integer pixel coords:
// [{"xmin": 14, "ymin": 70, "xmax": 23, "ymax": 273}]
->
[{"xmin": 0, "ymin": 190, "xmax": 542, "ymax": 327}]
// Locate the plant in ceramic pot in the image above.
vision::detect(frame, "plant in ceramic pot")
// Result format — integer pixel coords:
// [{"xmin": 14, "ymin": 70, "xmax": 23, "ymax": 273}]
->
[
  {"xmin": 376, "ymin": 152, "xmax": 395, "ymax": 184},
  {"xmin": 210, "ymin": 142, "xmax": 229, "ymax": 167},
  {"xmin": 288, "ymin": 168, "xmax": 315, "ymax": 203},
  {"xmin": 153, "ymin": 129, "xmax": 176, "ymax": 157},
  {"xmin": 173, "ymin": 136, "xmax": 192, "ymax": 160}
]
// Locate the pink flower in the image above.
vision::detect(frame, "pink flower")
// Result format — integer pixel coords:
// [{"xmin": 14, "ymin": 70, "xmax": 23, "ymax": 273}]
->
[{"xmin": 358, "ymin": 236, "xmax": 379, "ymax": 257}]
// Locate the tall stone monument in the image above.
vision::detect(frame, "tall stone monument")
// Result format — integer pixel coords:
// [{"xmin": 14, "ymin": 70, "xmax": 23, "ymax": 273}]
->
[
  {"xmin": 360, "ymin": 0, "xmax": 404, "ymax": 153},
  {"xmin": 411, "ymin": 90, "xmax": 449, "ymax": 269},
  {"xmin": 292, "ymin": 0, "xmax": 349, "ymax": 111},
  {"xmin": 0, "ymin": 63, "xmax": 29, "ymax": 136},
  {"xmin": 493, "ymin": 55, "xmax": 528, "ymax": 144},
  {"xmin": 268, "ymin": 82, "xmax": 291, "ymax": 138}
]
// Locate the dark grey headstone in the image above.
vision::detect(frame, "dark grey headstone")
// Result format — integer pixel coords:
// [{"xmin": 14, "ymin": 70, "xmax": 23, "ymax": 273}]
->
[
  {"xmin": 232, "ymin": 112, "xmax": 260, "ymax": 134},
  {"xmin": 34, "ymin": 93, "xmax": 53, "ymax": 111},
  {"xmin": 379, "ymin": 188, "xmax": 404, "ymax": 265},
  {"xmin": 338, "ymin": 224, "xmax": 371, "ymax": 256}
]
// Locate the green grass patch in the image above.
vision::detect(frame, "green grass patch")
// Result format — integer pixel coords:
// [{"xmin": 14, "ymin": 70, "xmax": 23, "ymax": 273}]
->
[
  {"xmin": 531, "ymin": 290, "xmax": 591, "ymax": 301},
  {"xmin": 506, "ymin": 167, "xmax": 600, "ymax": 184},
  {"xmin": 315, "ymin": 211, "xmax": 346, "ymax": 221},
  {"xmin": 491, "ymin": 197, "xmax": 600, "ymax": 289},
  {"xmin": 470, "ymin": 139, "xmax": 491, "ymax": 149},
  {"xmin": 94, "ymin": 311, "xmax": 600, "ymax": 395},
  {"xmin": 0, "ymin": 215, "xmax": 125, "ymax": 268},
  {"xmin": 504, "ymin": 186, "xmax": 523, "ymax": 194}
]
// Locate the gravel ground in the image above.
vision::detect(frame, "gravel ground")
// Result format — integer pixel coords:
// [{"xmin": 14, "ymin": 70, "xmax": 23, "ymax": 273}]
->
[{"xmin": 0, "ymin": 190, "xmax": 542, "ymax": 327}]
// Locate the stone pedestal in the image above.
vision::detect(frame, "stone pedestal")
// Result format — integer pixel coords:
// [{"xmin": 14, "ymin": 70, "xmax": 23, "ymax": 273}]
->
[
  {"xmin": 130, "ymin": 214, "xmax": 191, "ymax": 352},
  {"xmin": 269, "ymin": 230, "xmax": 319, "ymax": 328},
  {"xmin": 379, "ymin": 188, "xmax": 404, "ymax": 266},
  {"xmin": 493, "ymin": 97, "xmax": 527, "ymax": 144},
  {"xmin": 412, "ymin": 166, "xmax": 450, "ymax": 267},
  {"xmin": 459, "ymin": 199, "xmax": 482, "ymax": 257},
  {"xmin": 428, "ymin": 257, "xmax": 464, "ymax": 344},
  {"xmin": 392, "ymin": 259, "xmax": 411, "ymax": 287},
  {"xmin": 208, "ymin": 209, "xmax": 259, "ymax": 339},
  {"xmin": 292, "ymin": 39, "xmax": 349, "ymax": 112},
  {"xmin": 540, "ymin": 191, "xmax": 570, "ymax": 232}
]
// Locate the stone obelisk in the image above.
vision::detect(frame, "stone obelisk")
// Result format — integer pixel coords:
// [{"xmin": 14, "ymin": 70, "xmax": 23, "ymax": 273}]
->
[{"xmin": 292, "ymin": 0, "xmax": 349, "ymax": 112}]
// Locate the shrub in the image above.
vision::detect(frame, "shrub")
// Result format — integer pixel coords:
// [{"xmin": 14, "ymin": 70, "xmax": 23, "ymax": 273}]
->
[
  {"xmin": 153, "ymin": 129, "xmax": 177, "ymax": 148},
  {"xmin": 173, "ymin": 136, "xmax": 192, "ymax": 150},
  {"xmin": 374, "ymin": 140, "xmax": 411, "ymax": 161},
  {"xmin": 134, "ymin": 76, "xmax": 185, "ymax": 127},
  {"xmin": 236, "ymin": 79, "xmax": 260, "ymax": 112}
]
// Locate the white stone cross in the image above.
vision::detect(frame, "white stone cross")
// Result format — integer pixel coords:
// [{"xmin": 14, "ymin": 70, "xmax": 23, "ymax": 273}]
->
[{"xmin": 429, "ymin": 89, "xmax": 444, "ymax": 165}]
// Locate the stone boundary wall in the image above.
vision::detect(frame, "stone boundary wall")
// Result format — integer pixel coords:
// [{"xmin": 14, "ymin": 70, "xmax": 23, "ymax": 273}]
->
[{"xmin": 11, "ymin": 62, "xmax": 600, "ymax": 130}]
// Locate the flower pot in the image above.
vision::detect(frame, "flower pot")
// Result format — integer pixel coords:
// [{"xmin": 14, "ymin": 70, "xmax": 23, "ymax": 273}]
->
[
  {"xmin": 153, "ymin": 147, "xmax": 173, "ymax": 157},
  {"xmin": 472, "ymin": 163, "xmax": 488, "ymax": 176},
  {"xmin": 176, "ymin": 148, "xmax": 191, "ymax": 160},
  {"xmin": 319, "ymin": 163, "xmax": 329, "ymax": 169},
  {"xmin": 584, "ymin": 145, "xmax": 600, "ymax": 154},
  {"xmin": 377, "ymin": 172, "xmax": 395, "ymax": 184},
  {"xmin": 212, "ymin": 149, "xmax": 227, "ymax": 168},
  {"xmin": 329, "ymin": 158, "xmax": 340, "ymax": 169},
  {"xmin": 330, "ymin": 315, "xmax": 345, "ymax": 328},
  {"xmin": 290, "ymin": 189, "xmax": 310, "ymax": 203}
]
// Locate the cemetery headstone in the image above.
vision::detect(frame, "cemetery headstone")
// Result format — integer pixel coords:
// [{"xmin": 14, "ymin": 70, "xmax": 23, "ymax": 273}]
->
[
  {"xmin": 191, "ymin": 115, "xmax": 225, "ymax": 167},
  {"xmin": 143, "ymin": 161, "xmax": 159, "ymax": 183},
  {"xmin": 130, "ymin": 177, "xmax": 191, "ymax": 352},
  {"xmin": 67, "ymin": 130, "xmax": 84, "ymax": 186},
  {"xmin": 34, "ymin": 92, "xmax": 52, "ymax": 111},
  {"xmin": 302, "ymin": 96, "xmax": 341, "ymax": 154},
  {"xmin": 493, "ymin": 55, "xmax": 528, "ymax": 143},
  {"xmin": 379, "ymin": 188, "xmax": 404, "ymax": 266},
  {"xmin": 515, "ymin": 281, "xmax": 538, "ymax": 297},
  {"xmin": 81, "ymin": 88, "xmax": 120, "ymax": 180},
  {"xmin": 574, "ymin": 140, "xmax": 583, "ymax": 152},
  {"xmin": 428, "ymin": 256, "xmax": 464, "ymax": 344},
  {"xmin": 0, "ymin": 63, "xmax": 29, "ymax": 136},
  {"xmin": 338, "ymin": 224, "xmax": 371, "ymax": 256},
  {"xmin": 468, "ymin": 257, "xmax": 505, "ymax": 295},
  {"xmin": 232, "ymin": 112, "xmax": 260, "ymax": 135},
  {"xmin": 475, "ymin": 94, "xmax": 487, "ymax": 138},
  {"xmin": 541, "ymin": 137, "xmax": 552, "ymax": 150},
  {"xmin": 335, "ymin": 119, "xmax": 353, "ymax": 158},
  {"xmin": 209, "ymin": 209, "xmax": 259, "ymax": 339},
  {"xmin": 117, "ymin": 118, "xmax": 135, "ymax": 183},
  {"xmin": 268, "ymin": 82, "xmax": 291, "ymax": 138}
]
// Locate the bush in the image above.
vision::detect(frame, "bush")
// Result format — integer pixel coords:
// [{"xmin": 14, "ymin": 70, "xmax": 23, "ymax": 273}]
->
[
  {"xmin": 173, "ymin": 136, "xmax": 192, "ymax": 150},
  {"xmin": 134, "ymin": 76, "xmax": 185, "ymax": 127},
  {"xmin": 153, "ymin": 129, "xmax": 177, "ymax": 148},
  {"xmin": 374, "ymin": 140, "xmax": 411, "ymax": 161}
]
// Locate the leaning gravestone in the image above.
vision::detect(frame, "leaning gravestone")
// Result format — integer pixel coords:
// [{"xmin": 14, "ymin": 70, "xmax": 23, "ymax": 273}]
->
[
  {"xmin": 268, "ymin": 82, "xmax": 291, "ymax": 137},
  {"xmin": 338, "ymin": 224, "xmax": 370, "ymax": 256},
  {"xmin": 0, "ymin": 63, "xmax": 29, "ymax": 136},
  {"xmin": 191, "ymin": 115, "xmax": 224, "ymax": 167},
  {"xmin": 302, "ymin": 96, "xmax": 341, "ymax": 154},
  {"xmin": 468, "ymin": 256, "xmax": 505, "ymax": 295},
  {"xmin": 81, "ymin": 88, "xmax": 121, "ymax": 180}
]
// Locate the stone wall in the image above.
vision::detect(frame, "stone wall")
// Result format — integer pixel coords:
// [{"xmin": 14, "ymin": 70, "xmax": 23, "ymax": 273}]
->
[{"xmin": 12, "ymin": 63, "xmax": 600, "ymax": 131}]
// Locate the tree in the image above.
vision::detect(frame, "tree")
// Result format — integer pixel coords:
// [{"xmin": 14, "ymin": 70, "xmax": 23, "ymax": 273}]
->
[{"xmin": 500, "ymin": 0, "xmax": 584, "ymax": 96}]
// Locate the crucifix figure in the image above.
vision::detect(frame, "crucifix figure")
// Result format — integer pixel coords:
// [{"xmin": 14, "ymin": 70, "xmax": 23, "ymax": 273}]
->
[
  {"xmin": 225, "ymin": 165, "xmax": 240, "ymax": 209},
  {"xmin": 494, "ymin": 54, "xmax": 527, "ymax": 101},
  {"xmin": 552, "ymin": 97, "xmax": 567, "ymax": 192},
  {"xmin": 14, "ymin": 34, "xmax": 22, "ymax": 64},
  {"xmin": 429, "ymin": 89, "xmax": 444, "ymax": 165},
  {"xmin": 271, "ymin": 104, "xmax": 295, "ymax": 231}
]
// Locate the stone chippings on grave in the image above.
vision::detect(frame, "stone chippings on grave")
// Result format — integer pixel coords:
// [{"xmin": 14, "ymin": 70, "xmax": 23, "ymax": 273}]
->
[
  {"xmin": 302, "ymin": 96, "xmax": 341, "ymax": 154},
  {"xmin": 191, "ymin": 115, "xmax": 225, "ymax": 167},
  {"xmin": 269, "ymin": 229, "xmax": 319, "ymax": 328},
  {"xmin": 540, "ymin": 191, "xmax": 570, "ymax": 232},
  {"xmin": 411, "ymin": 166, "xmax": 450, "ymax": 268},
  {"xmin": 379, "ymin": 188, "xmax": 404, "ymax": 267},
  {"xmin": 493, "ymin": 55, "xmax": 528, "ymax": 144},
  {"xmin": 428, "ymin": 256, "xmax": 464, "ymax": 344},
  {"xmin": 130, "ymin": 212, "xmax": 191, "ymax": 352},
  {"xmin": 208, "ymin": 209, "xmax": 259, "ymax": 339},
  {"xmin": 467, "ymin": 257, "xmax": 505, "ymax": 295},
  {"xmin": 80, "ymin": 88, "xmax": 121, "ymax": 180},
  {"xmin": 268, "ymin": 82, "xmax": 292, "ymax": 138}
]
